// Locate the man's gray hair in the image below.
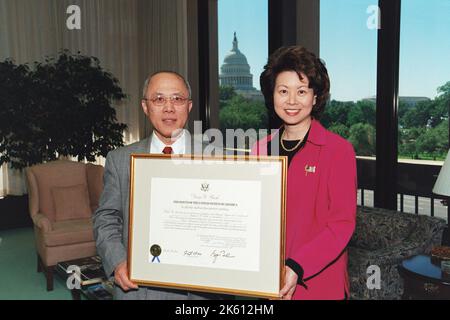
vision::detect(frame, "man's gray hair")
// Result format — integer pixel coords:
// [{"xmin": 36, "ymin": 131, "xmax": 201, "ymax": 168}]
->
[{"xmin": 142, "ymin": 70, "xmax": 192, "ymax": 100}]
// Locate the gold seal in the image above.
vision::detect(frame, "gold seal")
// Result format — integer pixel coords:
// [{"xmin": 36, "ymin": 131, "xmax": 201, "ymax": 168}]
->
[{"xmin": 150, "ymin": 244, "xmax": 162, "ymax": 257}]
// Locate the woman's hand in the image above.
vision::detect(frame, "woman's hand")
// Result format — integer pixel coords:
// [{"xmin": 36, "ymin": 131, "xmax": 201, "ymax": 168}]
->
[{"xmin": 279, "ymin": 266, "xmax": 298, "ymax": 300}]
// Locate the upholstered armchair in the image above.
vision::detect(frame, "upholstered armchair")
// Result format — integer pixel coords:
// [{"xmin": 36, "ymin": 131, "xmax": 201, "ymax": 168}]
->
[
  {"xmin": 348, "ymin": 206, "xmax": 446, "ymax": 299},
  {"xmin": 26, "ymin": 160, "xmax": 103, "ymax": 291}
]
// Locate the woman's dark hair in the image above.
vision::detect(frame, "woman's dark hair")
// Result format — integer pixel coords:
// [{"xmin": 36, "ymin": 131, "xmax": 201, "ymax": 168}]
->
[{"xmin": 260, "ymin": 46, "xmax": 330, "ymax": 119}]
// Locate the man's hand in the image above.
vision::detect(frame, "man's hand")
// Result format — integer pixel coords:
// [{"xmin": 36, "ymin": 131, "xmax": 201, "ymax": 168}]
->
[
  {"xmin": 279, "ymin": 266, "xmax": 298, "ymax": 300},
  {"xmin": 114, "ymin": 261, "xmax": 139, "ymax": 291}
]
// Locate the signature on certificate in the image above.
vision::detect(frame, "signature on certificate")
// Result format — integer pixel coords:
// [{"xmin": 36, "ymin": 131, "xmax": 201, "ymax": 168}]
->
[
  {"xmin": 184, "ymin": 250, "xmax": 203, "ymax": 257},
  {"xmin": 210, "ymin": 249, "xmax": 236, "ymax": 263}
]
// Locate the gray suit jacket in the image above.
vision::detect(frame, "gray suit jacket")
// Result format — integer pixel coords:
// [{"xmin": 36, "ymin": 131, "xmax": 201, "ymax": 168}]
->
[{"xmin": 93, "ymin": 135, "xmax": 225, "ymax": 300}]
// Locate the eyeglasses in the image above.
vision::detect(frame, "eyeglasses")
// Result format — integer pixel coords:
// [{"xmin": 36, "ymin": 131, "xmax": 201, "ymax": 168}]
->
[{"xmin": 144, "ymin": 94, "xmax": 190, "ymax": 106}]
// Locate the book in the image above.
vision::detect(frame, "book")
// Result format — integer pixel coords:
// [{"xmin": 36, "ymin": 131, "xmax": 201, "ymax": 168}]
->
[
  {"xmin": 57, "ymin": 255, "xmax": 107, "ymax": 287},
  {"xmin": 83, "ymin": 282, "xmax": 113, "ymax": 300}
]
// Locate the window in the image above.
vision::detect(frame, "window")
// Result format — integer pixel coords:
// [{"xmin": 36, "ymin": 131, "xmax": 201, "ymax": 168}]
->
[
  {"xmin": 217, "ymin": 0, "xmax": 268, "ymax": 151},
  {"xmin": 320, "ymin": 0, "xmax": 379, "ymax": 207},
  {"xmin": 398, "ymin": 0, "xmax": 450, "ymax": 220},
  {"xmin": 398, "ymin": 0, "xmax": 449, "ymax": 162},
  {"xmin": 320, "ymin": 0, "xmax": 378, "ymax": 157}
]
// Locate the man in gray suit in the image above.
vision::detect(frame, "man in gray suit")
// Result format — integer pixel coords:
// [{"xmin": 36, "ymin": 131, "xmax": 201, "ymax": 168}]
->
[{"xmin": 93, "ymin": 71, "xmax": 219, "ymax": 299}]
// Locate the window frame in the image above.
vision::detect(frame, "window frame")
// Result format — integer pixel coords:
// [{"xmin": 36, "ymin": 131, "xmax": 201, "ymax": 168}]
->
[{"xmin": 196, "ymin": 0, "xmax": 449, "ymax": 221}]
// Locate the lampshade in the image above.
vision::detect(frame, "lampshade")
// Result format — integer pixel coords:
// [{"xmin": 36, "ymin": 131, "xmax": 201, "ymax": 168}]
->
[{"xmin": 433, "ymin": 149, "xmax": 450, "ymax": 196}]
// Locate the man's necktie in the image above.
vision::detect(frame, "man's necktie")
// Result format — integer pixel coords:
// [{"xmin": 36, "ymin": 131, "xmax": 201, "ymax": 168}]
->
[{"xmin": 162, "ymin": 146, "xmax": 173, "ymax": 154}]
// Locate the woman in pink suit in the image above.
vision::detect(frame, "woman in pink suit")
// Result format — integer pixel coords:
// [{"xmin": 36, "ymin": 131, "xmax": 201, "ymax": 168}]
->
[{"xmin": 252, "ymin": 46, "xmax": 357, "ymax": 300}]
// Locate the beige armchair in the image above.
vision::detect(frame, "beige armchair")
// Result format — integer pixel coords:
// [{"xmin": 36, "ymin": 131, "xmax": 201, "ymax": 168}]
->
[{"xmin": 26, "ymin": 160, "xmax": 103, "ymax": 291}]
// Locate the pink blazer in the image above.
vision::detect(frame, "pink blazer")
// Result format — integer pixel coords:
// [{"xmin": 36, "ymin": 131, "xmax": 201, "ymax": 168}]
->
[{"xmin": 251, "ymin": 119, "xmax": 357, "ymax": 300}]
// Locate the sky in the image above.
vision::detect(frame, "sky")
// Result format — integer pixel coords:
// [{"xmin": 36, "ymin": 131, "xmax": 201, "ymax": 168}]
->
[
  {"xmin": 218, "ymin": 0, "xmax": 268, "ymax": 91},
  {"xmin": 218, "ymin": 0, "xmax": 450, "ymax": 102}
]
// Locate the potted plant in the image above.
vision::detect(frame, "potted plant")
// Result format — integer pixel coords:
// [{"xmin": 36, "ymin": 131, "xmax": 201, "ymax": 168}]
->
[
  {"xmin": 0, "ymin": 50, "xmax": 127, "ymax": 169},
  {"xmin": 0, "ymin": 51, "xmax": 127, "ymax": 229}
]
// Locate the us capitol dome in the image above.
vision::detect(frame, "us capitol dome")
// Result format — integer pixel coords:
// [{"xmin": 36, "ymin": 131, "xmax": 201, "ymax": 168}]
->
[{"xmin": 219, "ymin": 32, "xmax": 263, "ymax": 101}]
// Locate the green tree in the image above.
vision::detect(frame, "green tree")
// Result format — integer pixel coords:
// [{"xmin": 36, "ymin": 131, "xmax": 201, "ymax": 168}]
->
[
  {"xmin": 402, "ymin": 100, "xmax": 436, "ymax": 128},
  {"xmin": 219, "ymin": 85, "xmax": 237, "ymax": 102},
  {"xmin": 398, "ymin": 81, "xmax": 449, "ymax": 160},
  {"xmin": 398, "ymin": 127, "xmax": 422, "ymax": 159},
  {"xmin": 0, "ymin": 60, "xmax": 43, "ymax": 168},
  {"xmin": 0, "ymin": 51, "xmax": 127, "ymax": 169},
  {"xmin": 437, "ymin": 81, "xmax": 450, "ymax": 102},
  {"xmin": 432, "ymin": 81, "xmax": 450, "ymax": 127},
  {"xmin": 415, "ymin": 120, "xmax": 448, "ymax": 160},
  {"xmin": 321, "ymin": 100, "xmax": 354, "ymax": 128},
  {"xmin": 347, "ymin": 100, "xmax": 376, "ymax": 127},
  {"xmin": 219, "ymin": 95, "xmax": 268, "ymax": 132},
  {"xmin": 398, "ymin": 100, "xmax": 410, "ymax": 126},
  {"xmin": 348, "ymin": 123, "xmax": 376, "ymax": 156},
  {"xmin": 328, "ymin": 123, "xmax": 350, "ymax": 139},
  {"xmin": 219, "ymin": 85, "xmax": 237, "ymax": 111}
]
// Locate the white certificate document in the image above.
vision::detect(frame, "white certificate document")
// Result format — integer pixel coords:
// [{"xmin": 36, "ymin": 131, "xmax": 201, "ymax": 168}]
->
[{"xmin": 148, "ymin": 177, "xmax": 261, "ymax": 271}]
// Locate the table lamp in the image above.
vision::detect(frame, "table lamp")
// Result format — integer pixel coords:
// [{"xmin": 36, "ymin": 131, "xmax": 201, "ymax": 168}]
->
[{"xmin": 433, "ymin": 149, "xmax": 450, "ymax": 246}]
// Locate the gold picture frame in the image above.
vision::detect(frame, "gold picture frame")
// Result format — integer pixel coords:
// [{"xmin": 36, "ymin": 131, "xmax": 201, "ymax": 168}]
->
[{"xmin": 127, "ymin": 154, "xmax": 287, "ymax": 299}]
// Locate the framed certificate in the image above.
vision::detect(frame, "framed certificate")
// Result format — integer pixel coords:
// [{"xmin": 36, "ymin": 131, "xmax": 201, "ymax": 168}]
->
[{"xmin": 127, "ymin": 154, "xmax": 287, "ymax": 299}]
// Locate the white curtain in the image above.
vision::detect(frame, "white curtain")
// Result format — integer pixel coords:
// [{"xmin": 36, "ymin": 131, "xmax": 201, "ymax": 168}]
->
[{"xmin": 0, "ymin": 0, "xmax": 189, "ymax": 196}]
